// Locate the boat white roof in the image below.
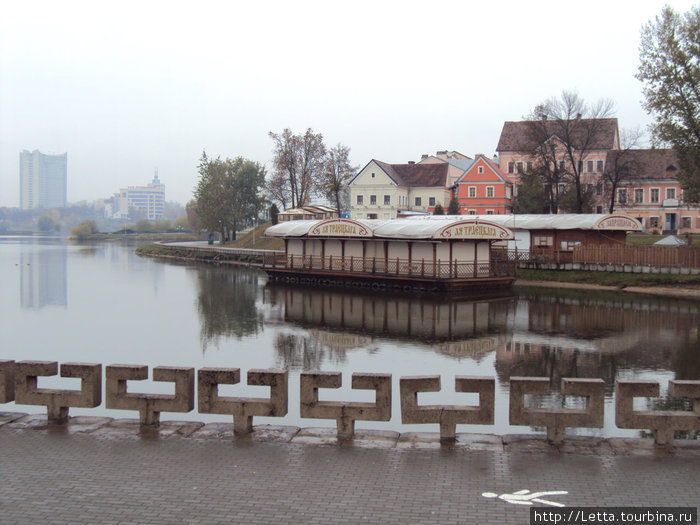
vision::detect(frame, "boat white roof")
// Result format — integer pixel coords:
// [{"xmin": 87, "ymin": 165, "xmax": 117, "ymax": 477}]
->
[
  {"xmin": 403, "ymin": 213, "xmax": 642, "ymax": 231},
  {"xmin": 265, "ymin": 214, "xmax": 640, "ymax": 240}
]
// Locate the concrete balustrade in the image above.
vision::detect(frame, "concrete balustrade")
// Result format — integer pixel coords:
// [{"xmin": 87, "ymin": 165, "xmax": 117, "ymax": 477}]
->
[
  {"xmin": 198, "ymin": 368, "xmax": 288, "ymax": 434},
  {"xmin": 509, "ymin": 377, "xmax": 605, "ymax": 444},
  {"xmin": 106, "ymin": 365, "xmax": 194, "ymax": 426},
  {"xmin": 3, "ymin": 357, "xmax": 699, "ymax": 447},
  {"xmin": 300, "ymin": 371, "xmax": 391, "ymax": 439},
  {"xmin": 615, "ymin": 379, "xmax": 700, "ymax": 446},
  {"xmin": 0, "ymin": 360, "xmax": 14, "ymax": 403},
  {"xmin": 400, "ymin": 375, "xmax": 494, "ymax": 441},
  {"xmin": 13, "ymin": 361, "xmax": 102, "ymax": 424}
]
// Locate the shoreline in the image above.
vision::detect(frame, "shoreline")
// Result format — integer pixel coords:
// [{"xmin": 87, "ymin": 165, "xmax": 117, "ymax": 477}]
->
[{"xmin": 515, "ymin": 279, "xmax": 700, "ymax": 300}]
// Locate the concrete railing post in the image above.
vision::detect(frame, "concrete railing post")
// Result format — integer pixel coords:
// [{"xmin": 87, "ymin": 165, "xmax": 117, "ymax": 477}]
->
[
  {"xmin": 14, "ymin": 361, "xmax": 102, "ymax": 424},
  {"xmin": 0, "ymin": 360, "xmax": 14, "ymax": 403},
  {"xmin": 300, "ymin": 371, "xmax": 391, "ymax": 439},
  {"xmin": 106, "ymin": 365, "xmax": 194, "ymax": 427},
  {"xmin": 509, "ymin": 377, "xmax": 605, "ymax": 444},
  {"xmin": 615, "ymin": 379, "xmax": 700, "ymax": 446},
  {"xmin": 400, "ymin": 375, "xmax": 494, "ymax": 441},
  {"xmin": 198, "ymin": 368, "xmax": 288, "ymax": 434}
]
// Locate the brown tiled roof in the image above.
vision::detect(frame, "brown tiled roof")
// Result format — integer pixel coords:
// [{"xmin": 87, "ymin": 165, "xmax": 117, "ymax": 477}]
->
[
  {"xmin": 375, "ymin": 160, "xmax": 449, "ymax": 187},
  {"xmin": 605, "ymin": 149, "xmax": 680, "ymax": 180},
  {"xmin": 496, "ymin": 118, "xmax": 619, "ymax": 152}
]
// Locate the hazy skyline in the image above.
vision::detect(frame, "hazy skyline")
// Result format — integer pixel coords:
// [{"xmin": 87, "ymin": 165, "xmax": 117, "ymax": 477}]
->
[{"xmin": 1, "ymin": 0, "xmax": 697, "ymax": 208}]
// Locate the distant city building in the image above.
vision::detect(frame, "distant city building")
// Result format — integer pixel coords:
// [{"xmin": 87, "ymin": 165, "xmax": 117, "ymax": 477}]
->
[
  {"xmin": 19, "ymin": 150, "xmax": 68, "ymax": 209},
  {"xmin": 109, "ymin": 173, "xmax": 165, "ymax": 221}
]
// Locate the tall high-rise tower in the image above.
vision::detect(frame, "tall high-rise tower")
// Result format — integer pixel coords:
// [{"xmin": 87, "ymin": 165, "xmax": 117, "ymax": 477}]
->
[{"xmin": 20, "ymin": 150, "xmax": 68, "ymax": 209}]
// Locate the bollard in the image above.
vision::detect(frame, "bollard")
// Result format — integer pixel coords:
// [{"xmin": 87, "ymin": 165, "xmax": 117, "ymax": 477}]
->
[
  {"xmin": 14, "ymin": 361, "xmax": 102, "ymax": 424},
  {"xmin": 300, "ymin": 371, "xmax": 391, "ymax": 439},
  {"xmin": 0, "ymin": 360, "xmax": 15, "ymax": 403},
  {"xmin": 106, "ymin": 365, "xmax": 194, "ymax": 427},
  {"xmin": 616, "ymin": 379, "xmax": 700, "ymax": 446},
  {"xmin": 509, "ymin": 377, "xmax": 605, "ymax": 444},
  {"xmin": 198, "ymin": 368, "xmax": 288, "ymax": 434},
  {"xmin": 400, "ymin": 375, "xmax": 494, "ymax": 441}
]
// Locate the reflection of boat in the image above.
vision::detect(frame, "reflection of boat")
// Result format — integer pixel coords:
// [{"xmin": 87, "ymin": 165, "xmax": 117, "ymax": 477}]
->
[{"xmin": 265, "ymin": 283, "xmax": 514, "ymax": 343}]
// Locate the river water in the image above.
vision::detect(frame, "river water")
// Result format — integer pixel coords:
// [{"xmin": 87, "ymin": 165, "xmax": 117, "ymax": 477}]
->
[{"xmin": 2, "ymin": 236, "xmax": 698, "ymax": 438}]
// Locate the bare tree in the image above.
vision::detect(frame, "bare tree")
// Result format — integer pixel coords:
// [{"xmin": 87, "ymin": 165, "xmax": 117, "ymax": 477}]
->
[
  {"xmin": 524, "ymin": 91, "xmax": 616, "ymax": 213},
  {"xmin": 268, "ymin": 128, "xmax": 326, "ymax": 209},
  {"xmin": 318, "ymin": 144, "xmax": 356, "ymax": 214},
  {"xmin": 603, "ymin": 127, "xmax": 644, "ymax": 213}
]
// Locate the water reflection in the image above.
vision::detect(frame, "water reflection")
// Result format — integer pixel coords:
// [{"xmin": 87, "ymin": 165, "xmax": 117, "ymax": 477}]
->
[
  {"xmin": 265, "ymin": 283, "xmax": 700, "ymax": 391},
  {"xmin": 196, "ymin": 265, "xmax": 263, "ymax": 350},
  {"xmin": 20, "ymin": 245, "xmax": 67, "ymax": 309}
]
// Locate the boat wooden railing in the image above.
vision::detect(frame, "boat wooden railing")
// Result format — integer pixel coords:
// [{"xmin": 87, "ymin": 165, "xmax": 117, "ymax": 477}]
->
[{"xmin": 262, "ymin": 253, "xmax": 515, "ymax": 279}]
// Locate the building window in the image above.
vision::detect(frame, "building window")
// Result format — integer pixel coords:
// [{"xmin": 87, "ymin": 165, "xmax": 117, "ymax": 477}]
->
[
  {"xmin": 383, "ymin": 195, "xmax": 390, "ymax": 205},
  {"xmin": 617, "ymin": 188, "xmax": 627, "ymax": 205},
  {"xmin": 559, "ymin": 160, "xmax": 566, "ymax": 170},
  {"xmin": 486, "ymin": 186, "xmax": 494, "ymax": 198},
  {"xmin": 578, "ymin": 160, "xmax": 583, "ymax": 172},
  {"xmin": 468, "ymin": 210, "xmax": 476, "ymax": 215},
  {"xmin": 597, "ymin": 160, "xmax": 604, "ymax": 172},
  {"xmin": 596, "ymin": 206, "xmax": 603, "ymax": 214},
  {"xmin": 429, "ymin": 197, "xmax": 436, "ymax": 206},
  {"xmin": 356, "ymin": 195, "xmax": 363, "ymax": 205},
  {"xmin": 558, "ymin": 183, "xmax": 566, "ymax": 195},
  {"xmin": 587, "ymin": 160, "xmax": 594, "ymax": 173},
  {"xmin": 486, "ymin": 210, "xmax": 494, "ymax": 215},
  {"xmin": 527, "ymin": 161, "xmax": 533, "ymax": 172},
  {"xmin": 516, "ymin": 162, "xmax": 523, "ymax": 173},
  {"xmin": 666, "ymin": 188, "xmax": 676, "ymax": 199},
  {"xmin": 505, "ymin": 186, "xmax": 512, "ymax": 198},
  {"xmin": 650, "ymin": 188, "xmax": 660, "ymax": 203},
  {"xmin": 649, "ymin": 216, "xmax": 659, "ymax": 228},
  {"xmin": 595, "ymin": 182, "xmax": 603, "ymax": 196},
  {"xmin": 478, "ymin": 166, "xmax": 484, "ymax": 174},
  {"xmin": 371, "ymin": 172, "xmax": 375, "ymax": 178},
  {"xmin": 415, "ymin": 197, "xmax": 422, "ymax": 207},
  {"xmin": 682, "ymin": 216, "xmax": 692, "ymax": 229},
  {"xmin": 469, "ymin": 187, "xmax": 476, "ymax": 198},
  {"xmin": 634, "ymin": 189, "xmax": 644, "ymax": 203},
  {"xmin": 534, "ymin": 236, "xmax": 553, "ymax": 246},
  {"xmin": 370, "ymin": 195, "xmax": 377, "ymax": 205},
  {"xmin": 508, "ymin": 162, "xmax": 514, "ymax": 174}
]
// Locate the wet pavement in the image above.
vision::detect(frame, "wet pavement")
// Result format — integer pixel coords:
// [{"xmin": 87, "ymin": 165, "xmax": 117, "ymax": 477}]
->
[{"xmin": 1, "ymin": 413, "xmax": 698, "ymax": 524}]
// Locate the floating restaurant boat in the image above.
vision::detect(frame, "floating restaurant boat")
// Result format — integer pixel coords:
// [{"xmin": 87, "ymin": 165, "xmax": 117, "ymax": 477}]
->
[{"xmin": 262, "ymin": 217, "xmax": 517, "ymax": 294}]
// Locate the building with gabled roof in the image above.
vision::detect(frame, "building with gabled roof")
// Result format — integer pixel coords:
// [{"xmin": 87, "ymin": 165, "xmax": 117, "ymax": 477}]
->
[
  {"xmin": 455, "ymin": 154, "xmax": 513, "ymax": 215},
  {"xmin": 605, "ymin": 148, "xmax": 699, "ymax": 234},
  {"xmin": 418, "ymin": 151, "xmax": 474, "ymax": 188},
  {"xmin": 496, "ymin": 118, "xmax": 620, "ymax": 212},
  {"xmin": 348, "ymin": 159, "xmax": 451, "ymax": 219}
]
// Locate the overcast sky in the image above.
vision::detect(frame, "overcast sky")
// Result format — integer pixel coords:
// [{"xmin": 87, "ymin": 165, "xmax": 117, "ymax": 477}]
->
[{"xmin": 1, "ymin": 0, "xmax": 697, "ymax": 208}]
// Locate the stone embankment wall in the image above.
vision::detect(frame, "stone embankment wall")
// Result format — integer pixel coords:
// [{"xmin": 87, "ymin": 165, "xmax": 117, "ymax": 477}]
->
[{"xmin": 1, "ymin": 359, "xmax": 699, "ymax": 447}]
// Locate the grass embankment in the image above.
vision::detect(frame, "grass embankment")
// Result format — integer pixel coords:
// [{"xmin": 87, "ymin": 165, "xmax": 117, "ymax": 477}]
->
[
  {"xmin": 517, "ymin": 268, "xmax": 700, "ymax": 288},
  {"xmin": 627, "ymin": 233, "xmax": 699, "ymax": 246},
  {"xmin": 224, "ymin": 223, "xmax": 284, "ymax": 250}
]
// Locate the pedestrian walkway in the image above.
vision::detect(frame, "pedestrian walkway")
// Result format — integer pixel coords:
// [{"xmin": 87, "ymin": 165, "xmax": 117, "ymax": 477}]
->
[{"xmin": 1, "ymin": 416, "xmax": 698, "ymax": 524}]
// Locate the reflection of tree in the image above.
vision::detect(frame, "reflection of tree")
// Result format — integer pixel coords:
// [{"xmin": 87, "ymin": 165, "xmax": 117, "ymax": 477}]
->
[
  {"xmin": 197, "ymin": 266, "xmax": 262, "ymax": 351},
  {"xmin": 674, "ymin": 336, "xmax": 700, "ymax": 381},
  {"xmin": 274, "ymin": 333, "xmax": 347, "ymax": 371}
]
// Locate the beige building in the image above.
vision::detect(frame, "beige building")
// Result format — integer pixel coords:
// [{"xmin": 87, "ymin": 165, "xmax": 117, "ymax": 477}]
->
[{"xmin": 349, "ymin": 160, "xmax": 451, "ymax": 219}]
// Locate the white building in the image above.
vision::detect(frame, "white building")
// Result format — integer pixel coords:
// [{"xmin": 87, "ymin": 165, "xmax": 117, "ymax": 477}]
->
[
  {"xmin": 19, "ymin": 150, "xmax": 68, "ymax": 209},
  {"xmin": 110, "ymin": 173, "xmax": 165, "ymax": 221}
]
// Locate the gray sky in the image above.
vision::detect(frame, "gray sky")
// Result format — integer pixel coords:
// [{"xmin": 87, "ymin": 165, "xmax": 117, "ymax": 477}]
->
[{"xmin": 1, "ymin": 0, "xmax": 697, "ymax": 208}]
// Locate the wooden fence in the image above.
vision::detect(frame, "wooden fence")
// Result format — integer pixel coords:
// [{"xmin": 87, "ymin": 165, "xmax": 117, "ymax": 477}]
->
[{"xmin": 572, "ymin": 245, "xmax": 700, "ymax": 269}]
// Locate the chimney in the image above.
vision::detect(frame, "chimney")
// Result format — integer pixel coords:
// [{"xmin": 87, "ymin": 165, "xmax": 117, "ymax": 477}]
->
[
  {"xmin": 576, "ymin": 113, "xmax": 582, "ymax": 119},
  {"xmin": 421, "ymin": 154, "xmax": 428, "ymax": 160},
  {"xmin": 408, "ymin": 161, "xmax": 415, "ymax": 165}
]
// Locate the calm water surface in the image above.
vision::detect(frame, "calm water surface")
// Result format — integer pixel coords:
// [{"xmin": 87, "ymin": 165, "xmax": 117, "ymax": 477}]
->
[{"xmin": 2, "ymin": 236, "xmax": 699, "ymax": 438}]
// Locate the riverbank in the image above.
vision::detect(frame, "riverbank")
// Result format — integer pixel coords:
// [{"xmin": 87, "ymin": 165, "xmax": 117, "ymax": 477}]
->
[{"xmin": 136, "ymin": 242, "xmax": 700, "ymax": 300}]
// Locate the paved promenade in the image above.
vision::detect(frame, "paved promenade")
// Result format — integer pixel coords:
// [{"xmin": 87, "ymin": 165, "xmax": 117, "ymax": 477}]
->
[{"xmin": 1, "ymin": 414, "xmax": 698, "ymax": 525}]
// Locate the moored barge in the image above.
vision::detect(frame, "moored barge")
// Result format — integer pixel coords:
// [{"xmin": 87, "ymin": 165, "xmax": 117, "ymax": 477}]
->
[{"xmin": 262, "ymin": 217, "xmax": 516, "ymax": 294}]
